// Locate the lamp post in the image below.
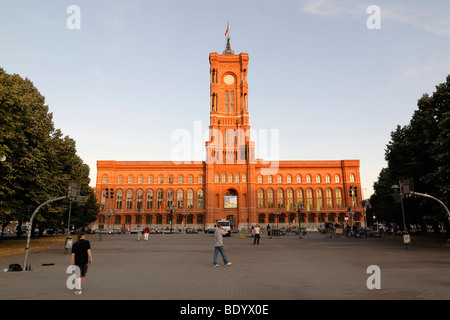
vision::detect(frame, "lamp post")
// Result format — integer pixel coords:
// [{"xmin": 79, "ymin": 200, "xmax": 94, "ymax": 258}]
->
[
  {"xmin": 166, "ymin": 204, "xmax": 176, "ymax": 234},
  {"xmin": 274, "ymin": 208, "xmax": 280, "ymax": 229},
  {"xmin": 391, "ymin": 183, "xmax": 409, "ymax": 249},
  {"xmin": 182, "ymin": 209, "xmax": 189, "ymax": 234},
  {"xmin": 295, "ymin": 204, "xmax": 304, "ymax": 238}
]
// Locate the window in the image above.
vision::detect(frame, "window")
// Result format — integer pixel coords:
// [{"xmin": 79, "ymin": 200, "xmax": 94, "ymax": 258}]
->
[
  {"xmin": 158, "ymin": 175, "xmax": 163, "ymax": 184},
  {"xmin": 268, "ymin": 175, "xmax": 273, "ymax": 183},
  {"xmin": 287, "ymin": 175, "xmax": 292, "ymax": 183},
  {"xmin": 287, "ymin": 188, "xmax": 293, "ymax": 208},
  {"xmin": 335, "ymin": 174, "xmax": 340, "ymax": 183},
  {"xmin": 188, "ymin": 175, "xmax": 193, "ymax": 184},
  {"xmin": 222, "ymin": 174, "xmax": 226, "ymax": 183},
  {"xmin": 257, "ymin": 189, "xmax": 264, "ymax": 208},
  {"xmin": 258, "ymin": 175, "xmax": 263, "ymax": 184},
  {"xmin": 316, "ymin": 175, "xmax": 321, "ymax": 183},
  {"xmin": 168, "ymin": 175, "xmax": 173, "ymax": 184},
  {"xmin": 326, "ymin": 188, "xmax": 333, "ymax": 207},
  {"xmin": 296, "ymin": 175, "xmax": 301, "ymax": 183},
  {"xmin": 116, "ymin": 190, "xmax": 123, "ymax": 209},
  {"xmin": 148, "ymin": 175, "xmax": 153, "ymax": 184},
  {"xmin": 138, "ymin": 175, "xmax": 143, "ymax": 184},
  {"xmin": 215, "ymin": 173, "xmax": 219, "ymax": 183},
  {"xmin": 197, "ymin": 189, "xmax": 203, "ymax": 208},
  {"xmin": 325, "ymin": 175, "xmax": 331, "ymax": 183},
  {"xmin": 198, "ymin": 175, "xmax": 203, "ymax": 184},
  {"xmin": 126, "ymin": 190, "xmax": 133, "ymax": 209},
  {"xmin": 178, "ymin": 175, "xmax": 183, "ymax": 184},
  {"xmin": 316, "ymin": 189, "xmax": 323, "ymax": 209},
  {"xmin": 230, "ymin": 91, "xmax": 235, "ymax": 113},
  {"xmin": 136, "ymin": 190, "xmax": 143, "ymax": 211},
  {"xmin": 306, "ymin": 188, "xmax": 313, "ymax": 209},
  {"xmin": 128, "ymin": 175, "xmax": 133, "ymax": 184},
  {"xmin": 296, "ymin": 188, "xmax": 303, "ymax": 206},
  {"xmin": 235, "ymin": 173, "xmax": 240, "ymax": 183},
  {"xmin": 177, "ymin": 189, "xmax": 184, "ymax": 209},
  {"xmin": 157, "ymin": 189, "xmax": 164, "ymax": 209},
  {"xmin": 228, "ymin": 174, "xmax": 233, "ymax": 183},
  {"xmin": 267, "ymin": 189, "xmax": 274, "ymax": 208},
  {"xmin": 350, "ymin": 174, "xmax": 355, "ymax": 182},
  {"xmin": 277, "ymin": 189, "xmax": 284, "ymax": 208},
  {"xmin": 187, "ymin": 189, "xmax": 194, "ymax": 209},
  {"xmin": 146, "ymin": 189, "xmax": 154, "ymax": 209},
  {"xmin": 167, "ymin": 189, "xmax": 174, "ymax": 207},
  {"xmin": 118, "ymin": 175, "xmax": 123, "ymax": 184},
  {"xmin": 277, "ymin": 175, "xmax": 282, "ymax": 183},
  {"xmin": 102, "ymin": 175, "xmax": 108, "ymax": 184},
  {"xmin": 306, "ymin": 175, "xmax": 311, "ymax": 183},
  {"xmin": 225, "ymin": 91, "xmax": 229, "ymax": 113},
  {"xmin": 242, "ymin": 174, "xmax": 247, "ymax": 183},
  {"xmin": 335, "ymin": 188, "xmax": 343, "ymax": 207}
]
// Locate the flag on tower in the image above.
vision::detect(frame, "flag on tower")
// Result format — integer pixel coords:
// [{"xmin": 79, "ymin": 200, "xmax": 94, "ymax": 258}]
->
[{"xmin": 225, "ymin": 22, "xmax": 229, "ymax": 37}]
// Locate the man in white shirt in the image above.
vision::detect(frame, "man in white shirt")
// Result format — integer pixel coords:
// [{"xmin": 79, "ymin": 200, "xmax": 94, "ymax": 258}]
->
[
  {"xmin": 253, "ymin": 224, "xmax": 261, "ymax": 245},
  {"xmin": 213, "ymin": 223, "xmax": 232, "ymax": 267}
]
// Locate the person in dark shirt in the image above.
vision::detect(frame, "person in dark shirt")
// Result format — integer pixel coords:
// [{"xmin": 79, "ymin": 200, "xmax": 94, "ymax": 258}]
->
[{"xmin": 71, "ymin": 231, "xmax": 92, "ymax": 295}]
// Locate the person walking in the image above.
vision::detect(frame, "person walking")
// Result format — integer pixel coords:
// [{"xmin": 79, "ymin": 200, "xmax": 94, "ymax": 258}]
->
[
  {"xmin": 253, "ymin": 224, "xmax": 261, "ymax": 245},
  {"xmin": 213, "ymin": 223, "xmax": 232, "ymax": 267},
  {"xmin": 144, "ymin": 226, "xmax": 150, "ymax": 241},
  {"xmin": 71, "ymin": 231, "xmax": 92, "ymax": 295}
]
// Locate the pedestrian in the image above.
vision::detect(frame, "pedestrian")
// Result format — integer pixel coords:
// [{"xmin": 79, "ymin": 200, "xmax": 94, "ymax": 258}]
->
[
  {"xmin": 253, "ymin": 224, "xmax": 261, "ymax": 245},
  {"xmin": 213, "ymin": 223, "xmax": 232, "ymax": 267},
  {"xmin": 144, "ymin": 226, "xmax": 150, "ymax": 241},
  {"xmin": 71, "ymin": 231, "xmax": 92, "ymax": 295},
  {"xmin": 267, "ymin": 224, "xmax": 271, "ymax": 237},
  {"xmin": 137, "ymin": 226, "xmax": 142, "ymax": 241}
]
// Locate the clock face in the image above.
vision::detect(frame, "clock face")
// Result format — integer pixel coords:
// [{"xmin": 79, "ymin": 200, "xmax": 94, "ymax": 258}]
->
[{"xmin": 223, "ymin": 74, "xmax": 235, "ymax": 85}]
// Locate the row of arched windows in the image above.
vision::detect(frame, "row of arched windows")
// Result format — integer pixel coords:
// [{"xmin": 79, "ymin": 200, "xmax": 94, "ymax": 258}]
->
[
  {"xmin": 258, "ymin": 174, "xmax": 356, "ymax": 184},
  {"xmin": 256, "ymin": 187, "xmax": 345, "ymax": 209},
  {"xmin": 102, "ymin": 189, "xmax": 204, "ymax": 210},
  {"xmin": 102, "ymin": 174, "xmax": 203, "ymax": 185}
]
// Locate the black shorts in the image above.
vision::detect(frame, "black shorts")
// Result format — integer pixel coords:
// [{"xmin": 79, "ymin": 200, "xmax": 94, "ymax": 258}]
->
[{"xmin": 77, "ymin": 264, "xmax": 88, "ymax": 277}]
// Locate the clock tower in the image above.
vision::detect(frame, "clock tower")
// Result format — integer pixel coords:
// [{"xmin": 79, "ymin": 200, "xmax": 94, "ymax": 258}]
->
[{"xmin": 204, "ymin": 35, "xmax": 257, "ymax": 226}]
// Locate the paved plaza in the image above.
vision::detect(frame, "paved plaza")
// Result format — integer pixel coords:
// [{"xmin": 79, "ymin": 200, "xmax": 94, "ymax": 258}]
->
[{"xmin": 1, "ymin": 231, "xmax": 449, "ymax": 302}]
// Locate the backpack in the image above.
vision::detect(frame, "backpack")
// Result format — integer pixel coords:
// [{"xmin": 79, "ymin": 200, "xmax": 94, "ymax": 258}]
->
[{"xmin": 8, "ymin": 263, "xmax": 22, "ymax": 272}]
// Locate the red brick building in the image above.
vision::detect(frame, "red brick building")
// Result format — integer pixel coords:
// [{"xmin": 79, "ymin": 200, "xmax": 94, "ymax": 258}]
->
[{"xmin": 94, "ymin": 38, "xmax": 364, "ymax": 232}]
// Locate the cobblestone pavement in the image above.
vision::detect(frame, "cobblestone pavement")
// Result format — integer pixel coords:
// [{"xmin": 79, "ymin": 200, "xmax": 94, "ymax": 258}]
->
[{"xmin": 1, "ymin": 232, "xmax": 449, "ymax": 303}]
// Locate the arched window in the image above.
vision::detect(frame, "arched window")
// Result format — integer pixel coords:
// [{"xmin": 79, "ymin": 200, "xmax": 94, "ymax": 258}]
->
[
  {"xmin": 177, "ymin": 189, "xmax": 184, "ymax": 209},
  {"xmin": 126, "ymin": 190, "xmax": 133, "ymax": 209},
  {"xmin": 296, "ymin": 188, "xmax": 303, "ymax": 206},
  {"xmin": 118, "ymin": 175, "xmax": 123, "ymax": 184},
  {"xmin": 316, "ymin": 188, "xmax": 323, "ymax": 209},
  {"xmin": 138, "ymin": 175, "xmax": 143, "ymax": 184},
  {"xmin": 178, "ymin": 175, "xmax": 183, "ymax": 184},
  {"xmin": 148, "ymin": 175, "xmax": 153, "ymax": 184},
  {"xmin": 306, "ymin": 175, "xmax": 311, "ymax": 183},
  {"xmin": 350, "ymin": 174, "xmax": 355, "ymax": 182},
  {"xmin": 225, "ymin": 91, "xmax": 229, "ymax": 113},
  {"xmin": 146, "ymin": 189, "xmax": 154, "ymax": 209},
  {"xmin": 128, "ymin": 175, "xmax": 133, "ymax": 184},
  {"xmin": 215, "ymin": 173, "xmax": 219, "ymax": 183},
  {"xmin": 258, "ymin": 175, "xmax": 263, "ymax": 184},
  {"xmin": 267, "ymin": 189, "xmax": 274, "ymax": 208},
  {"xmin": 136, "ymin": 189, "xmax": 143, "ymax": 211},
  {"xmin": 222, "ymin": 174, "xmax": 226, "ymax": 183},
  {"xmin": 287, "ymin": 188, "xmax": 293, "ymax": 208},
  {"xmin": 168, "ymin": 175, "xmax": 173, "ymax": 184},
  {"xmin": 158, "ymin": 175, "xmax": 164, "ymax": 184},
  {"xmin": 277, "ymin": 175, "xmax": 282, "ymax": 183},
  {"xmin": 268, "ymin": 175, "xmax": 273, "ymax": 183},
  {"xmin": 297, "ymin": 175, "xmax": 302, "ymax": 183},
  {"xmin": 230, "ymin": 91, "xmax": 235, "ymax": 113},
  {"xmin": 326, "ymin": 188, "xmax": 333, "ymax": 207},
  {"xmin": 197, "ymin": 189, "xmax": 203, "ymax": 208},
  {"xmin": 335, "ymin": 174, "xmax": 340, "ymax": 183},
  {"xmin": 157, "ymin": 189, "xmax": 164, "ymax": 209},
  {"xmin": 316, "ymin": 175, "xmax": 321, "ymax": 183},
  {"xmin": 257, "ymin": 189, "xmax": 264, "ymax": 208},
  {"xmin": 235, "ymin": 173, "xmax": 240, "ymax": 183},
  {"xmin": 325, "ymin": 175, "xmax": 331, "ymax": 183},
  {"xmin": 102, "ymin": 175, "xmax": 108, "ymax": 184},
  {"xmin": 188, "ymin": 175, "xmax": 193, "ymax": 184},
  {"xmin": 242, "ymin": 174, "xmax": 247, "ymax": 183},
  {"xmin": 116, "ymin": 190, "xmax": 123, "ymax": 209},
  {"xmin": 277, "ymin": 188, "xmax": 284, "ymax": 208},
  {"xmin": 187, "ymin": 189, "xmax": 194, "ymax": 209},
  {"xmin": 167, "ymin": 189, "xmax": 174, "ymax": 207},
  {"xmin": 306, "ymin": 188, "xmax": 313, "ymax": 209},
  {"xmin": 198, "ymin": 175, "xmax": 203, "ymax": 184},
  {"xmin": 335, "ymin": 188, "xmax": 343, "ymax": 207},
  {"xmin": 287, "ymin": 175, "xmax": 292, "ymax": 183}
]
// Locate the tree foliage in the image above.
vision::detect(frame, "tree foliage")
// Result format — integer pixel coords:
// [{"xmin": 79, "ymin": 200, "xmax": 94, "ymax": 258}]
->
[
  {"xmin": 370, "ymin": 75, "xmax": 450, "ymax": 233},
  {"xmin": 0, "ymin": 67, "xmax": 99, "ymax": 238}
]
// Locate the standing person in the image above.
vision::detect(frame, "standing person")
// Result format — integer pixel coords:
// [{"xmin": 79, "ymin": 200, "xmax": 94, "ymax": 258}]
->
[
  {"xmin": 213, "ymin": 223, "xmax": 232, "ymax": 267},
  {"xmin": 253, "ymin": 224, "xmax": 261, "ymax": 245},
  {"xmin": 71, "ymin": 231, "xmax": 92, "ymax": 295},
  {"xmin": 137, "ymin": 226, "xmax": 142, "ymax": 241},
  {"xmin": 144, "ymin": 226, "xmax": 150, "ymax": 241},
  {"xmin": 267, "ymin": 224, "xmax": 271, "ymax": 237}
]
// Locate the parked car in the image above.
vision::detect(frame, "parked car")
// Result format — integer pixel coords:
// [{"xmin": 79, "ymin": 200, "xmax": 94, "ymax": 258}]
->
[
  {"xmin": 185, "ymin": 228, "xmax": 198, "ymax": 234},
  {"xmin": 112, "ymin": 229, "xmax": 122, "ymax": 234},
  {"xmin": 306, "ymin": 226, "xmax": 319, "ymax": 232},
  {"xmin": 205, "ymin": 228, "xmax": 215, "ymax": 234},
  {"xmin": 130, "ymin": 227, "xmax": 143, "ymax": 234},
  {"xmin": 94, "ymin": 229, "xmax": 109, "ymax": 234}
]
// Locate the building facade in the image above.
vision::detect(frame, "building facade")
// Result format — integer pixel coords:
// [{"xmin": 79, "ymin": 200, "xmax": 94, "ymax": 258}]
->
[{"xmin": 94, "ymin": 39, "xmax": 364, "ymax": 232}]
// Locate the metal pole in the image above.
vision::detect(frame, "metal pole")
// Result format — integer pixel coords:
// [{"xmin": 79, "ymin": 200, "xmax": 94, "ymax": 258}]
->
[{"xmin": 23, "ymin": 196, "xmax": 67, "ymax": 270}]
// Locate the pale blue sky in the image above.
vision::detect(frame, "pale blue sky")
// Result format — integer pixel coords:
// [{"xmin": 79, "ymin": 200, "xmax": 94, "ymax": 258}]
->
[{"xmin": 1, "ymin": 0, "xmax": 449, "ymax": 198}]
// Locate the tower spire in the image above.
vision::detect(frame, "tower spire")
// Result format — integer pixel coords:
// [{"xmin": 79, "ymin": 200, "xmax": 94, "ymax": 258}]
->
[{"xmin": 223, "ymin": 22, "xmax": 234, "ymax": 54}]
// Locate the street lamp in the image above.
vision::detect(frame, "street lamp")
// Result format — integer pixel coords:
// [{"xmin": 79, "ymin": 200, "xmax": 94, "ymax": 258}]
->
[
  {"xmin": 295, "ymin": 204, "xmax": 304, "ymax": 238},
  {"xmin": 274, "ymin": 208, "xmax": 280, "ymax": 229},
  {"xmin": 166, "ymin": 204, "xmax": 176, "ymax": 234},
  {"xmin": 391, "ymin": 183, "xmax": 409, "ymax": 249},
  {"xmin": 182, "ymin": 209, "xmax": 190, "ymax": 233}
]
